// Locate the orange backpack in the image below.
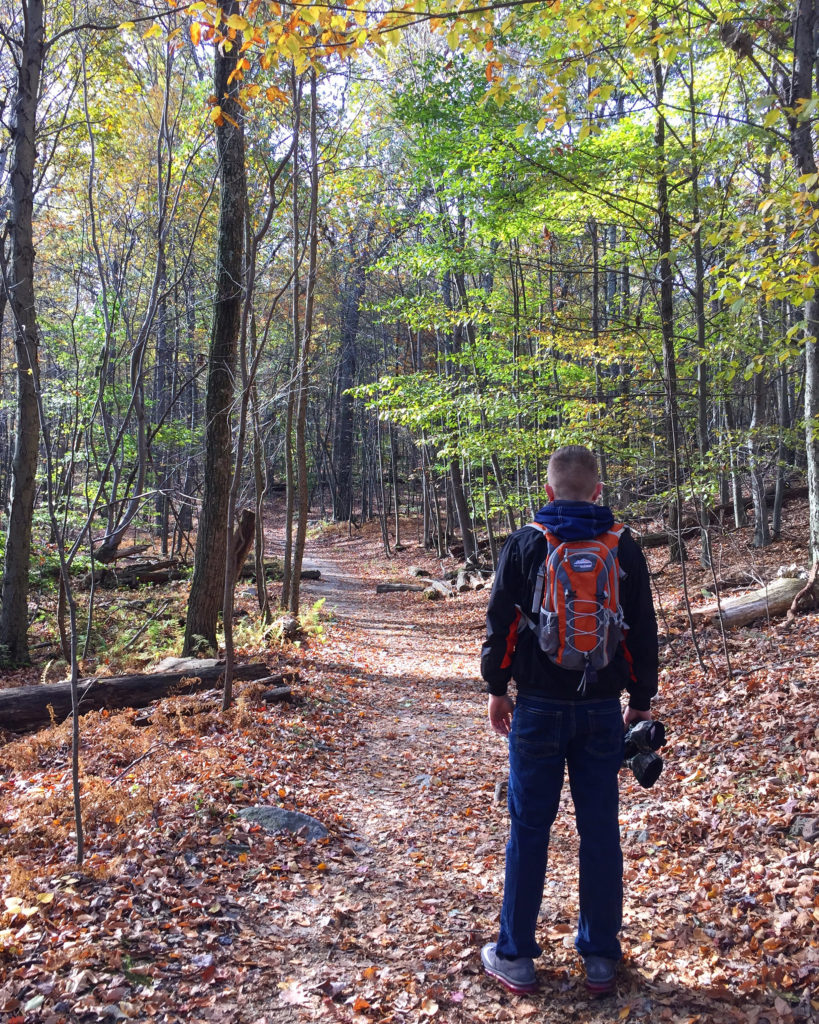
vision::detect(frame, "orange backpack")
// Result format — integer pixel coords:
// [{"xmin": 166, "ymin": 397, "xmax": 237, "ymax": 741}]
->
[{"xmin": 527, "ymin": 522, "xmax": 626, "ymax": 693}]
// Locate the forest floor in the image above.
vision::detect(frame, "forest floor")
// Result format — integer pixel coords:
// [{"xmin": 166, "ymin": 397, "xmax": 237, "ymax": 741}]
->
[{"xmin": 1, "ymin": 504, "xmax": 818, "ymax": 1024}]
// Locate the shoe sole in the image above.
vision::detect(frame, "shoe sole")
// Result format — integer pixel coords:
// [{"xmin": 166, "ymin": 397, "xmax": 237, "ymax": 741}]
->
[
  {"xmin": 586, "ymin": 977, "xmax": 615, "ymax": 998},
  {"xmin": 482, "ymin": 963, "xmax": 539, "ymax": 995}
]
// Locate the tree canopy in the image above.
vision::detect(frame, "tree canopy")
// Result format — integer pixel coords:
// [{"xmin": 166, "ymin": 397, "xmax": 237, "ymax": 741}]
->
[{"xmin": 1, "ymin": 0, "xmax": 818, "ymax": 668}]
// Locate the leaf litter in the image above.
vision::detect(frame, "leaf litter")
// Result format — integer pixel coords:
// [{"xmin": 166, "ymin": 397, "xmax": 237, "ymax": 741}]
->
[{"xmin": 0, "ymin": 508, "xmax": 818, "ymax": 1023}]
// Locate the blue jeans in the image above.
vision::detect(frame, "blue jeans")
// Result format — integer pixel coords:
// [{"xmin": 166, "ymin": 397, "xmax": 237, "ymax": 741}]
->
[{"xmin": 496, "ymin": 695, "xmax": 624, "ymax": 962}]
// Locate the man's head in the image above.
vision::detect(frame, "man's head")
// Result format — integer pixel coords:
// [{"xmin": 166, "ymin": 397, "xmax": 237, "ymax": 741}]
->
[{"xmin": 546, "ymin": 445, "xmax": 602, "ymax": 502}]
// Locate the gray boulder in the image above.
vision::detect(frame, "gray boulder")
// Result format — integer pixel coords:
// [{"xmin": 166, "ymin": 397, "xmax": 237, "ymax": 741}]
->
[{"xmin": 237, "ymin": 805, "xmax": 328, "ymax": 840}]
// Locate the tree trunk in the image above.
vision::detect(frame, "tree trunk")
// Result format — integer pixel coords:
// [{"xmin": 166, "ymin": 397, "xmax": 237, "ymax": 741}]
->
[
  {"xmin": 375, "ymin": 408, "xmax": 392, "ymax": 557},
  {"xmin": 251, "ymin": 380, "xmax": 271, "ymax": 620},
  {"xmin": 686, "ymin": 52, "xmax": 713, "ymax": 568},
  {"xmin": 588, "ymin": 217, "xmax": 609, "ymax": 502},
  {"xmin": 282, "ymin": 70, "xmax": 302, "ymax": 611},
  {"xmin": 772, "ymin": 366, "xmax": 792, "ymax": 538},
  {"xmin": 652, "ymin": 39, "xmax": 684, "ymax": 564},
  {"xmin": 490, "ymin": 452, "xmax": 516, "ymax": 534},
  {"xmin": 805, "ymin": 284, "xmax": 819, "ymax": 564},
  {"xmin": 0, "ymin": 0, "xmax": 45, "ymax": 666},
  {"xmin": 288, "ymin": 69, "xmax": 319, "ymax": 618},
  {"xmin": 183, "ymin": 0, "xmax": 246, "ymax": 655},
  {"xmin": 449, "ymin": 458, "xmax": 478, "ymax": 565},
  {"xmin": 789, "ymin": 0, "xmax": 819, "ymax": 563},
  {"xmin": 153, "ymin": 238, "xmax": 171, "ymax": 554},
  {"xmin": 748, "ymin": 355, "xmax": 771, "ymax": 548},
  {"xmin": 333, "ymin": 258, "xmax": 365, "ymax": 522},
  {"xmin": 723, "ymin": 398, "xmax": 747, "ymax": 527},
  {"xmin": 389, "ymin": 419, "xmax": 401, "ymax": 548}
]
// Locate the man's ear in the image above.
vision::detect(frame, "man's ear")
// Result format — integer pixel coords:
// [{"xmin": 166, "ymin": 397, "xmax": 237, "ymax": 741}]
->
[
  {"xmin": 545, "ymin": 484, "xmax": 555, "ymax": 501},
  {"xmin": 591, "ymin": 482, "xmax": 603, "ymax": 501}
]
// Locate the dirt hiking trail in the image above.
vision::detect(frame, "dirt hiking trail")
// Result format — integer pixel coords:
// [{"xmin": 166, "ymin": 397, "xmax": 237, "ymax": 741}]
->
[{"xmin": 243, "ymin": 525, "xmax": 817, "ymax": 1024}]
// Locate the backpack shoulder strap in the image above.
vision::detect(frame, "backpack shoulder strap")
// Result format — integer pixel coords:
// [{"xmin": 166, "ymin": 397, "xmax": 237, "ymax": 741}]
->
[
  {"xmin": 525, "ymin": 522, "xmax": 557, "ymax": 618},
  {"xmin": 526, "ymin": 521, "xmax": 559, "ymax": 547},
  {"xmin": 600, "ymin": 523, "xmax": 625, "ymax": 551},
  {"xmin": 599, "ymin": 523, "xmax": 626, "ymax": 597}
]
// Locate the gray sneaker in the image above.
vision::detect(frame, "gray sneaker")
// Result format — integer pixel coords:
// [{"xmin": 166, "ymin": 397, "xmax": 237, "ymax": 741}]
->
[
  {"xmin": 481, "ymin": 943, "xmax": 538, "ymax": 994},
  {"xmin": 583, "ymin": 955, "xmax": 616, "ymax": 996}
]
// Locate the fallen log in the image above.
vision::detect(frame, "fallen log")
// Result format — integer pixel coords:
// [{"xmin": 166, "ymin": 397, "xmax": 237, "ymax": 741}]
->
[
  {"xmin": 0, "ymin": 660, "xmax": 270, "ymax": 733},
  {"xmin": 40, "ymin": 554, "xmax": 182, "ymax": 583},
  {"xmin": 239, "ymin": 559, "xmax": 282, "ymax": 579},
  {"xmin": 238, "ymin": 561, "xmax": 320, "ymax": 582},
  {"xmin": 82, "ymin": 560, "xmax": 187, "ymax": 589},
  {"xmin": 625, "ymin": 485, "xmax": 808, "ymax": 524},
  {"xmin": 127, "ymin": 568, "xmax": 187, "ymax": 585},
  {"xmin": 376, "ymin": 583, "xmax": 426, "ymax": 594},
  {"xmin": 642, "ymin": 485, "xmax": 811, "ymax": 533},
  {"xmin": 97, "ymin": 544, "xmax": 151, "ymax": 561},
  {"xmin": 423, "ymin": 579, "xmax": 453, "ymax": 600},
  {"xmin": 459, "ymin": 570, "xmax": 489, "ymax": 592},
  {"xmin": 261, "ymin": 686, "xmax": 293, "ymax": 703},
  {"xmin": 691, "ymin": 577, "xmax": 805, "ymax": 628},
  {"xmin": 633, "ymin": 527, "xmax": 700, "ymax": 549},
  {"xmin": 251, "ymin": 671, "xmax": 299, "ymax": 689},
  {"xmin": 709, "ymin": 484, "xmax": 808, "ymax": 523}
]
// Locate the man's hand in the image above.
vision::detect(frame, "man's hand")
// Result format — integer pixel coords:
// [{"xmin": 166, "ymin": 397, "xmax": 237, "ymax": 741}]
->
[
  {"xmin": 623, "ymin": 706, "xmax": 652, "ymax": 727},
  {"xmin": 488, "ymin": 694, "xmax": 514, "ymax": 737}
]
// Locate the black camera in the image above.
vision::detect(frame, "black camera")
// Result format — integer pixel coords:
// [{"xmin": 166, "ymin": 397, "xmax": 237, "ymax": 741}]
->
[{"xmin": 623, "ymin": 719, "xmax": 665, "ymax": 789}]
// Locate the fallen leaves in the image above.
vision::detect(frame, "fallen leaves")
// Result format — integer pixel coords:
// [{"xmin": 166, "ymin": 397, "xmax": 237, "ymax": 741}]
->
[
  {"xmin": 1, "ymin": 515, "xmax": 819, "ymax": 1023},
  {"xmin": 278, "ymin": 979, "xmax": 310, "ymax": 1005}
]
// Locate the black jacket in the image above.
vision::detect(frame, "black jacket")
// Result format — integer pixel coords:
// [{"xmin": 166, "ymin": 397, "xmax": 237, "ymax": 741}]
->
[{"xmin": 481, "ymin": 502, "xmax": 658, "ymax": 710}]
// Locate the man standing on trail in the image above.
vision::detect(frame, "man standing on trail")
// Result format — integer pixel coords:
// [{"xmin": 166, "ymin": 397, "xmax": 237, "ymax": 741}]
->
[{"xmin": 479, "ymin": 445, "xmax": 658, "ymax": 997}]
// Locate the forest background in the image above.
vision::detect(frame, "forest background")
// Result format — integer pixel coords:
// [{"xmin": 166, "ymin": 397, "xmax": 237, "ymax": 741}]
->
[
  {"xmin": 2, "ymin": 0, "xmax": 819, "ymax": 669},
  {"xmin": 1, "ymin": 0, "xmax": 819, "ymax": 1020}
]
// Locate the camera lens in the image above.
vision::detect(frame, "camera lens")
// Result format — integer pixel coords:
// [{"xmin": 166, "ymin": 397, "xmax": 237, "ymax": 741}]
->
[{"xmin": 629, "ymin": 752, "xmax": 663, "ymax": 788}]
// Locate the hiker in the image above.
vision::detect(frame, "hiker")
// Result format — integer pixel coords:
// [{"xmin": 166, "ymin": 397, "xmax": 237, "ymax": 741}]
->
[{"xmin": 480, "ymin": 445, "xmax": 659, "ymax": 997}]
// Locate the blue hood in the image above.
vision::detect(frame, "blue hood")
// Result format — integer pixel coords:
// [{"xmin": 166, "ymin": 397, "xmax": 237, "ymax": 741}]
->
[{"xmin": 534, "ymin": 501, "xmax": 614, "ymax": 541}]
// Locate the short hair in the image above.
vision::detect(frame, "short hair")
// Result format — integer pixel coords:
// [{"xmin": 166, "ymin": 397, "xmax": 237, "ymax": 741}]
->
[{"xmin": 547, "ymin": 445, "xmax": 600, "ymax": 500}]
